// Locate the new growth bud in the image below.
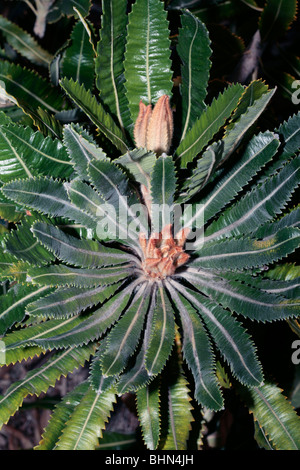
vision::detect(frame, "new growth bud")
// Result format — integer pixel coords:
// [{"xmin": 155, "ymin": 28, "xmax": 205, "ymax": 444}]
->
[{"xmin": 134, "ymin": 95, "xmax": 173, "ymax": 155}]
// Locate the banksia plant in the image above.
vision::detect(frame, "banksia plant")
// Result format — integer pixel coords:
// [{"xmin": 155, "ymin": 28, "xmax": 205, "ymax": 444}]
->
[{"xmin": 0, "ymin": 0, "xmax": 300, "ymax": 451}]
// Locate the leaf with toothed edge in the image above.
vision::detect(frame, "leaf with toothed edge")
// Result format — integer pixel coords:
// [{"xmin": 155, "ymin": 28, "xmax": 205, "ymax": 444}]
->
[
  {"xmin": 161, "ymin": 362, "xmax": 193, "ymax": 451},
  {"xmin": 180, "ymin": 269, "xmax": 300, "ymax": 322},
  {"xmin": 239, "ymin": 382, "xmax": 300, "ymax": 450},
  {"xmin": 30, "ymin": 279, "xmax": 143, "ymax": 349},
  {"xmin": 1, "ymin": 177, "xmax": 98, "ymax": 232},
  {"xmin": 169, "ymin": 279, "xmax": 264, "ymax": 388},
  {"xmin": 0, "ymin": 345, "xmax": 94, "ymax": 429},
  {"xmin": 0, "ymin": 15, "xmax": 53, "ymax": 67},
  {"xmin": 177, "ymin": 10, "xmax": 212, "ymax": 139},
  {"xmin": 54, "ymin": 381, "xmax": 117, "ymax": 450},
  {"xmin": 115, "ymin": 289, "xmax": 158, "ymax": 394},
  {"xmin": 0, "ymin": 122, "xmax": 73, "ymax": 183},
  {"xmin": 166, "ymin": 281, "xmax": 224, "ymax": 411},
  {"xmin": 63, "ymin": 123, "xmax": 107, "ymax": 180},
  {"xmin": 95, "ymin": 0, "xmax": 131, "ymax": 133},
  {"xmin": 136, "ymin": 378, "xmax": 161, "ymax": 450},
  {"xmin": 0, "ymin": 61, "xmax": 64, "ymax": 116},
  {"xmin": 89, "ymin": 340, "xmax": 118, "ymax": 394},
  {"xmin": 0, "ymin": 284, "xmax": 54, "ymax": 335},
  {"xmin": 4, "ymin": 219, "xmax": 56, "ymax": 266},
  {"xmin": 192, "ymin": 227, "xmax": 300, "ymax": 271},
  {"xmin": 183, "ymin": 131, "xmax": 280, "ymax": 232},
  {"xmin": 36, "ymin": 381, "xmax": 90, "ymax": 450},
  {"xmin": 101, "ymin": 283, "xmax": 151, "ymax": 376},
  {"xmin": 150, "ymin": 155, "xmax": 177, "ymax": 233},
  {"xmin": 31, "ymin": 221, "xmax": 135, "ymax": 268},
  {"xmin": 27, "ymin": 264, "xmax": 132, "ymax": 288},
  {"xmin": 60, "ymin": 77, "xmax": 129, "ymax": 153},
  {"xmin": 176, "ymin": 83, "xmax": 244, "ymax": 168},
  {"xmin": 124, "ymin": 0, "xmax": 173, "ymax": 126},
  {"xmin": 145, "ymin": 285, "xmax": 175, "ymax": 377},
  {"xmin": 202, "ymin": 155, "xmax": 300, "ymax": 243},
  {"xmin": 25, "ymin": 283, "xmax": 119, "ymax": 320}
]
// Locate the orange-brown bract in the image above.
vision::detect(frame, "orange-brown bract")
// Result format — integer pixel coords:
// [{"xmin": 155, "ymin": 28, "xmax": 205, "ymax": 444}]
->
[
  {"xmin": 139, "ymin": 224, "xmax": 190, "ymax": 279},
  {"xmin": 133, "ymin": 95, "xmax": 173, "ymax": 155}
]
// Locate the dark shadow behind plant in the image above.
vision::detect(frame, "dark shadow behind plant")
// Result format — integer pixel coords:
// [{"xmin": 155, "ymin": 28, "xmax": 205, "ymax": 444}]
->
[{"xmin": 0, "ymin": 0, "xmax": 299, "ymax": 450}]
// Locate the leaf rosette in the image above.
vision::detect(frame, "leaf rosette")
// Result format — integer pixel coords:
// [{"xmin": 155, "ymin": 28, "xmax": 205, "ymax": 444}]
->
[{"xmin": 0, "ymin": 0, "xmax": 299, "ymax": 451}]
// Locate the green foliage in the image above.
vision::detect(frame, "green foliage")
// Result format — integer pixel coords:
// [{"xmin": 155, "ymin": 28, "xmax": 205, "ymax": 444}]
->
[
  {"xmin": 0, "ymin": 0, "xmax": 299, "ymax": 452},
  {"xmin": 124, "ymin": 0, "xmax": 173, "ymax": 124}
]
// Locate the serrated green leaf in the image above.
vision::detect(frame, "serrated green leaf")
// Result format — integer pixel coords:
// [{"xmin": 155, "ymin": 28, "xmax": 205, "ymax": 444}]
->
[
  {"xmin": 218, "ymin": 83, "xmax": 276, "ymax": 165},
  {"xmin": 30, "ymin": 279, "xmax": 142, "ymax": 349},
  {"xmin": 60, "ymin": 77, "xmax": 129, "ymax": 153},
  {"xmin": 177, "ymin": 10, "xmax": 211, "ymax": 139},
  {"xmin": 145, "ymin": 286, "xmax": 175, "ymax": 376},
  {"xmin": 26, "ymin": 284, "xmax": 117, "ymax": 320},
  {"xmin": 176, "ymin": 83, "xmax": 244, "ymax": 168},
  {"xmin": 61, "ymin": 20, "xmax": 95, "ymax": 90},
  {"xmin": 185, "ymin": 131, "xmax": 280, "ymax": 235},
  {"xmin": 277, "ymin": 111, "xmax": 300, "ymax": 158},
  {"xmin": 62, "ymin": 123, "xmax": 107, "ymax": 180},
  {"xmin": 4, "ymin": 219, "xmax": 56, "ymax": 266},
  {"xmin": 116, "ymin": 290, "xmax": 157, "ymax": 394},
  {"xmin": 0, "ymin": 284, "xmax": 52, "ymax": 335},
  {"xmin": 0, "ymin": 192, "xmax": 25, "ymax": 223},
  {"xmin": 182, "ymin": 270, "xmax": 300, "ymax": 322},
  {"xmin": 101, "ymin": 283, "xmax": 151, "ymax": 376},
  {"xmin": 136, "ymin": 379, "xmax": 161, "ymax": 450},
  {"xmin": 0, "ymin": 15, "xmax": 53, "ymax": 67},
  {"xmin": 32, "ymin": 221, "xmax": 134, "ymax": 268},
  {"xmin": 96, "ymin": 0, "xmax": 131, "ymax": 132},
  {"xmin": 203, "ymin": 155, "xmax": 300, "ymax": 243},
  {"xmin": 36, "ymin": 381, "xmax": 90, "ymax": 450},
  {"xmin": 1, "ymin": 177, "xmax": 98, "ymax": 232},
  {"xmin": 166, "ymin": 282, "xmax": 223, "ymax": 410},
  {"xmin": 171, "ymin": 279, "xmax": 264, "ymax": 387},
  {"xmin": 0, "ymin": 122, "xmax": 73, "ymax": 182},
  {"xmin": 1, "ymin": 314, "xmax": 88, "ymax": 356},
  {"xmin": 255, "ymin": 207, "xmax": 300, "ymax": 236},
  {"xmin": 0, "ymin": 345, "xmax": 93, "ymax": 429},
  {"xmin": 115, "ymin": 148, "xmax": 156, "ymax": 187},
  {"xmin": 150, "ymin": 155, "xmax": 177, "ymax": 233},
  {"xmin": 28, "ymin": 264, "xmax": 132, "ymax": 288},
  {"xmin": 240, "ymin": 382, "xmax": 300, "ymax": 450},
  {"xmin": 54, "ymin": 382, "xmax": 116, "ymax": 450},
  {"xmin": 89, "ymin": 341, "xmax": 118, "ymax": 394},
  {"xmin": 259, "ymin": 0, "xmax": 298, "ymax": 42},
  {"xmin": 0, "ymin": 61, "xmax": 64, "ymax": 116},
  {"xmin": 88, "ymin": 158, "xmax": 148, "ymax": 247},
  {"xmin": 124, "ymin": 0, "xmax": 173, "ymax": 125},
  {"xmin": 161, "ymin": 364, "xmax": 193, "ymax": 450},
  {"xmin": 193, "ymin": 227, "xmax": 300, "ymax": 271},
  {"xmin": 226, "ymin": 271, "xmax": 300, "ymax": 301}
]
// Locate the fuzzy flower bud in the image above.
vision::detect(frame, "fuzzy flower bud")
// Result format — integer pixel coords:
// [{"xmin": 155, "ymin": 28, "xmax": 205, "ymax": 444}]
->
[{"xmin": 133, "ymin": 95, "xmax": 173, "ymax": 155}]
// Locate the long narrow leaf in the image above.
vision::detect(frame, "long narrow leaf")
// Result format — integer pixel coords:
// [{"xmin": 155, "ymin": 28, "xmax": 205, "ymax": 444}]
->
[
  {"xmin": 240, "ymin": 382, "xmax": 300, "ymax": 450},
  {"xmin": 166, "ymin": 281, "xmax": 223, "ymax": 410},
  {"xmin": 96, "ymin": 0, "xmax": 131, "ymax": 131},
  {"xmin": 124, "ymin": 0, "xmax": 173, "ymax": 125},
  {"xmin": 32, "ymin": 221, "xmax": 134, "ymax": 268},
  {"xmin": 170, "ymin": 279, "xmax": 264, "ymax": 387},
  {"xmin": 0, "ymin": 345, "xmax": 93, "ymax": 429},
  {"xmin": 176, "ymin": 83, "xmax": 244, "ymax": 168},
  {"xmin": 60, "ymin": 78, "xmax": 129, "ymax": 153},
  {"xmin": 177, "ymin": 10, "xmax": 211, "ymax": 139},
  {"xmin": 0, "ymin": 284, "xmax": 52, "ymax": 335},
  {"xmin": 54, "ymin": 383, "xmax": 116, "ymax": 450},
  {"xmin": 136, "ymin": 379, "xmax": 161, "ymax": 450}
]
